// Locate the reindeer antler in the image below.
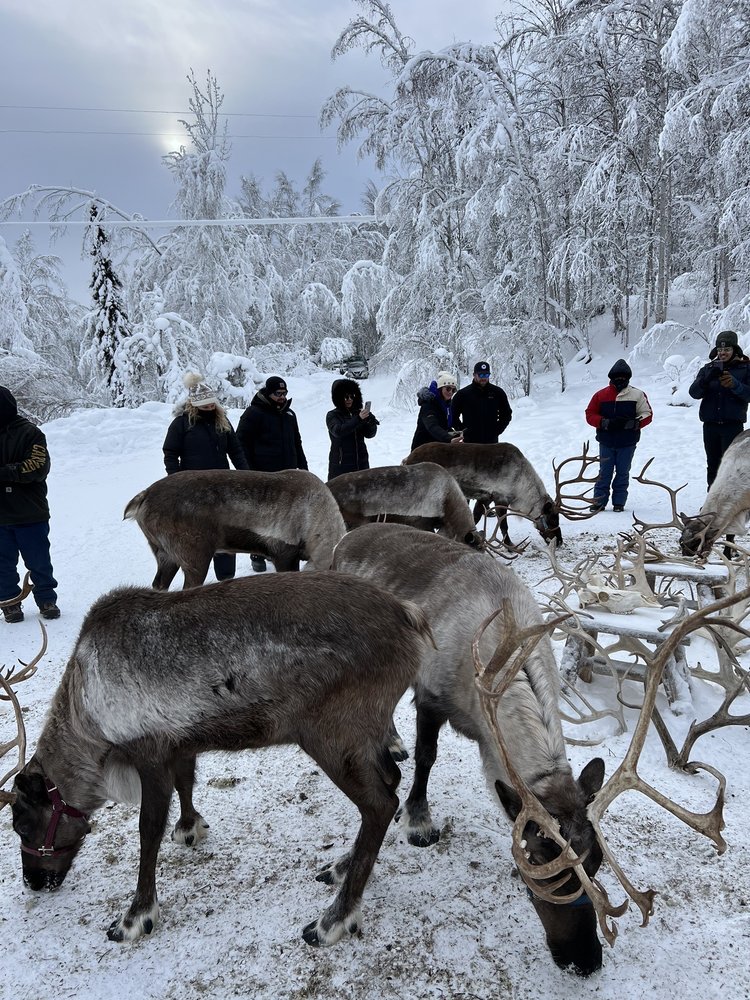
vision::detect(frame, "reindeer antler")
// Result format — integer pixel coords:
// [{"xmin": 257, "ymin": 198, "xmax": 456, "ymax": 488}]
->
[
  {"xmin": 631, "ymin": 458, "xmax": 689, "ymax": 536},
  {"xmin": 0, "ymin": 571, "xmax": 33, "ymax": 609},
  {"xmin": 552, "ymin": 444, "xmax": 601, "ymax": 520},
  {"xmin": 0, "ymin": 622, "xmax": 47, "ymax": 809}
]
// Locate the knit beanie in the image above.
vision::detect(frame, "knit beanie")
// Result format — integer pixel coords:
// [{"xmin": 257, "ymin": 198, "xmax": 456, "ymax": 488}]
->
[
  {"xmin": 264, "ymin": 376, "xmax": 288, "ymax": 395},
  {"xmin": 183, "ymin": 372, "xmax": 217, "ymax": 407}
]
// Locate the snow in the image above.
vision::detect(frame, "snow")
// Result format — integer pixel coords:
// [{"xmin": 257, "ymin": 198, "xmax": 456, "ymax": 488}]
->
[{"xmin": 2, "ymin": 356, "xmax": 749, "ymax": 1000}]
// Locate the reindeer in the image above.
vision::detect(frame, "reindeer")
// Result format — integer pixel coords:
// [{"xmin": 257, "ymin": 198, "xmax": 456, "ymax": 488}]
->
[
  {"xmin": 680, "ymin": 430, "xmax": 750, "ymax": 558},
  {"xmin": 333, "ymin": 523, "xmax": 731, "ymax": 974},
  {"xmin": 327, "ymin": 463, "xmax": 485, "ymax": 549},
  {"xmin": 332, "ymin": 522, "xmax": 605, "ymax": 974},
  {"xmin": 403, "ymin": 442, "xmax": 597, "ymax": 547},
  {"xmin": 124, "ymin": 469, "xmax": 347, "ymax": 586},
  {"xmin": 1, "ymin": 573, "xmax": 433, "ymax": 946}
]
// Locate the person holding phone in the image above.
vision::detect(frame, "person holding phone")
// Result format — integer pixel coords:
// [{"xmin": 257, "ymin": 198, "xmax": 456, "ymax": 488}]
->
[
  {"xmin": 326, "ymin": 378, "xmax": 379, "ymax": 480},
  {"xmin": 690, "ymin": 331, "xmax": 750, "ymax": 486}
]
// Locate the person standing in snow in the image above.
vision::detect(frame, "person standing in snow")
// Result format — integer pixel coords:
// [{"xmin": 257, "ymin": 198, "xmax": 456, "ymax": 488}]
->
[
  {"xmin": 585, "ymin": 360, "xmax": 652, "ymax": 513},
  {"xmin": 451, "ymin": 361, "xmax": 512, "ymax": 443},
  {"xmin": 410, "ymin": 371, "xmax": 463, "ymax": 452},
  {"xmin": 162, "ymin": 372, "xmax": 248, "ymax": 581},
  {"xmin": 0, "ymin": 385, "xmax": 60, "ymax": 623},
  {"xmin": 689, "ymin": 331, "xmax": 750, "ymax": 487},
  {"xmin": 326, "ymin": 378, "xmax": 379, "ymax": 480},
  {"xmin": 237, "ymin": 376, "xmax": 308, "ymax": 572}
]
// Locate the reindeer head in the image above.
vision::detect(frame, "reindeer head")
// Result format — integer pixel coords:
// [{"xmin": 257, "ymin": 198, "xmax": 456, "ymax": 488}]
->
[
  {"xmin": 495, "ymin": 759, "xmax": 605, "ymax": 975},
  {"xmin": 534, "ymin": 500, "xmax": 563, "ymax": 546},
  {"xmin": 10, "ymin": 764, "xmax": 91, "ymax": 891},
  {"xmin": 679, "ymin": 513, "xmax": 718, "ymax": 557}
]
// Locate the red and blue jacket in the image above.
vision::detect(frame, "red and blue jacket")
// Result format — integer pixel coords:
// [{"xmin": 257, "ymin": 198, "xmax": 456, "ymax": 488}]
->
[{"xmin": 585, "ymin": 384, "xmax": 652, "ymax": 448}]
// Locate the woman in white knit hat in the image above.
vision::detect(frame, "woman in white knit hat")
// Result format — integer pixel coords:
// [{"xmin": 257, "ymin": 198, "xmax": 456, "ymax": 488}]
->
[
  {"xmin": 161, "ymin": 372, "xmax": 248, "ymax": 581},
  {"xmin": 410, "ymin": 370, "xmax": 463, "ymax": 451}
]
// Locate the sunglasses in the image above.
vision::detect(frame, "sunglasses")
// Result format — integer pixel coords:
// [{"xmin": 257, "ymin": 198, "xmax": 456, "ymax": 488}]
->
[
  {"xmin": 271, "ymin": 390, "xmax": 288, "ymax": 397},
  {"xmin": 343, "ymin": 394, "xmax": 356, "ymax": 400},
  {"xmin": 477, "ymin": 372, "xmax": 490, "ymax": 378}
]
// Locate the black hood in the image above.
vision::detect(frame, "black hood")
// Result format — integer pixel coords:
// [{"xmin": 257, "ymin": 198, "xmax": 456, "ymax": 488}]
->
[
  {"xmin": 0, "ymin": 386, "xmax": 18, "ymax": 430},
  {"xmin": 607, "ymin": 359, "xmax": 632, "ymax": 381},
  {"xmin": 331, "ymin": 378, "xmax": 363, "ymax": 409}
]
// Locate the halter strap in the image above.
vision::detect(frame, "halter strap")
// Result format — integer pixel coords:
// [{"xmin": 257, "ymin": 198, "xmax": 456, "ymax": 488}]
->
[{"xmin": 20, "ymin": 778, "xmax": 89, "ymax": 859}]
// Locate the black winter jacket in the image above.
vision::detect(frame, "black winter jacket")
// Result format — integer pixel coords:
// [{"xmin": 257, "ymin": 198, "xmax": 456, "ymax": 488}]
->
[
  {"xmin": 0, "ymin": 386, "xmax": 51, "ymax": 526},
  {"xmin": 237, "ymin": 392, "xmax": 308, "ymax": 471},
  {"xmin": 162, "ymin": 405, "xmax": 248, "ymax": 475},
  {"xmin": 410, "ymin": 385, "xmax": 456, "ymax": 451},
  {"xmin": 689, "ymin": 353, "xmax": 750, "ymax": 424},
  {"xmin": 452, "ymin": 381, "xmax": 512, "ymax": 443},
  {"xmin": 326, "ymin": 378, "xmax": 378, "ymax": 480}
]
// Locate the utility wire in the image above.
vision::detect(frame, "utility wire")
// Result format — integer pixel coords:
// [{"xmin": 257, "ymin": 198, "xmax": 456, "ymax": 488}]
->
[
  {"xmin": 0, "ymin": 128, "xmax": 334, "ymax": 139},
  {"xmin": 0, "ymin": 104, "xmax": 318, "ymax": 118}
]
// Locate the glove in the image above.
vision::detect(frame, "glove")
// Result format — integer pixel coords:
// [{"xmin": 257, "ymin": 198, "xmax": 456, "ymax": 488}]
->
[
  {"xmin": 448, "ymin": 430, "xmax": 463, "ymax": 439},
  {"xmin": 622, "ymin": 418, "xmax": 637, "ymax": 430}
]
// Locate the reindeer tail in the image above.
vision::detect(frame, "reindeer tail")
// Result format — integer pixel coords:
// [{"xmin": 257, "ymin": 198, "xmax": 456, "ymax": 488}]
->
[
  {"xmin": 400, "ymin": 599, "xmax": 438, "ymax": 650},
  {"xmin": 123, "ymin": 490, "xmax": 147, "ymax": 521}
]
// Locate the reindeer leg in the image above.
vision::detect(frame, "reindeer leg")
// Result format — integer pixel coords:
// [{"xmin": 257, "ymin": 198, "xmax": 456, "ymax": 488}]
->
[
  {"xmin": 400, "ymin": 702, "xmax": 445, "ymax": 847},
  {"xmin": 181, "ymin": 554, "xmax": 212, "ymax": 589},
  {"xmin": 107, "ymin": 764, "xmax": 173, "ymax": 942},
  {"xmin": 497, "ymin": 506, "xmax": 512, "ymax": 546},
  {"xmin": 303, "ymin": 745, "xmax": 400, "ymax": 946},
  {"xmin": 149, "ymin": 544, "xmax": 179, "ymax": 591},
  {"xmin": 171, "ymin": 754, "xmax": 209, "ymax": 847}
]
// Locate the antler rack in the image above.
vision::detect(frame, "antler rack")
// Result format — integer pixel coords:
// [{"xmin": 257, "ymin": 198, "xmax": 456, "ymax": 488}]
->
[{"xmin": 0, "ymin": 622, "xmax": 47, "ymax": 809}]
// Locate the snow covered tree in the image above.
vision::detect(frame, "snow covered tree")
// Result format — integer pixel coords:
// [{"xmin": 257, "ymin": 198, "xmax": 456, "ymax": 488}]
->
[
  {"xmin": 80, "ymin": 213, "xmax": 131, "ymax": 406},
  {"xmin": 0, "ymin": 236, "xmax": 35, "ymax": 356}
]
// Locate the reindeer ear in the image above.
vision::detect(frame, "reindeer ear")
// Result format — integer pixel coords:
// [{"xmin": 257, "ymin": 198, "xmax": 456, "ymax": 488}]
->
[
  {"xmin": 495, "ymin": 779, "xmax": 522, "ymax": 820},
  {"xmin": 15, "ymin": 772, "xmax": 48, "ymax": 804},
  {"xmin": 578, "ymin": 758, "xmax": 605, "ymax": 802}
]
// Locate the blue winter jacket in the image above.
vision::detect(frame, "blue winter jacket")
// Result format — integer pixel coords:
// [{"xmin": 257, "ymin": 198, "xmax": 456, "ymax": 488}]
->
[{"xmin": 689, "ymin": 356, "xmax": 750, "ymax": 424}]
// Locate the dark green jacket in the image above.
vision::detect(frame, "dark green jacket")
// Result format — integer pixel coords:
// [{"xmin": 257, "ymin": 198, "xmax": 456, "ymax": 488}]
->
[{"xmin": 0, "ymin": 387, "xmax": 51, "ymax": 525}]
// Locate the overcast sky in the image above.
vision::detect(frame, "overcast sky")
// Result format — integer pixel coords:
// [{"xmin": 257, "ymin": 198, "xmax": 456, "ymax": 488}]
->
[{"xmin": 0, "ymin": 0, "xmax": 510, "ymax": 295}]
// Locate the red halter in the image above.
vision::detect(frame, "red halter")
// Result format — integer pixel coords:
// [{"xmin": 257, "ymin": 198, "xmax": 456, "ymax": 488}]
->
[{"xmin": 20, "ymin": 778, "xmax": 89, "ymax": 859}]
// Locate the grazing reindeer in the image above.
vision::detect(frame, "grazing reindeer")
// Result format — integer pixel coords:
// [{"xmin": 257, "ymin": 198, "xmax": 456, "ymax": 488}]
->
[
  {"xmin": 333, "ymin": 523, "xmax": 606, "ymax": 975},
  {"xmin": 4, "ymin": 573, "xmax": 433, "ymax": 946},
  {"xmin": 403, "ymin": 442, "xmax": 566, "ymax": 546},
  {"xmin": 327, "ymin": 463, "xmax": 485, "ymax": 549},
  {"xmin": 124, "ymin": 469, "xmax": 347, "ymax": 586},
  {"xmin": 680, "ymin": 429, "xmax": 750, "ymax": 557}
]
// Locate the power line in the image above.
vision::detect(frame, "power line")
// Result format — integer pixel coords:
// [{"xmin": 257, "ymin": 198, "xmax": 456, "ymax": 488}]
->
[
  {"xmin": 0, "ymin": 216, "xmax": 377, "ymax": 228},
  {"xmin": 0, "ymin": 128, "xmax": 335, "ymax": 139},
  {"xmin": 0, "ymin": 103, "xmax": 317, "ymax": 118}
]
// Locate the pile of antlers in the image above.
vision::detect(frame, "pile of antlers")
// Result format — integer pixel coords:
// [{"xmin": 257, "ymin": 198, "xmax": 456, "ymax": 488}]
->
[{"xmin": 471, "ymin": 593, "xmax": 743, "ymax": 946}]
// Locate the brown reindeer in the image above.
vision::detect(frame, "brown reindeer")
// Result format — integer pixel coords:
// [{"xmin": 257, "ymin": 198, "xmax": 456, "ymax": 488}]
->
[
  {"xmin": 124, "ymin": 469, "xmax": 347, "ymax": 586},
  {"xmin": 403, "ymin": 442, "xmax": 565, "ymax": 546},
  {"xmin": 327, "ymin": 463, "xmax": 485, "ymax": 549},
  {"xmin": 3, "ymin": 573, "xmax": 433, "ymax": 946},
  {"xmin": 332, "ymin": 522, "xmax": 605, "ymax": 975}
]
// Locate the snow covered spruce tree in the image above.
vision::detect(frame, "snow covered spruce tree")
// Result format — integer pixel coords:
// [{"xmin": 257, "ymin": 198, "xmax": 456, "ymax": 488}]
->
[{"xmin": 80, "ymin": 211, "xmax": 131, "ymax": 406}]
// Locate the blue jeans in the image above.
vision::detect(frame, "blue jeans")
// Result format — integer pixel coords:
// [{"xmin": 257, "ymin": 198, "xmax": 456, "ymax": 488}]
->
[
  {"xmin": 0, "ymin": 521, "xmax": 58, "ymax": 606},
  {"xmin": 594, "ymin": 444, "xmax": 636, "ymax": 508}
]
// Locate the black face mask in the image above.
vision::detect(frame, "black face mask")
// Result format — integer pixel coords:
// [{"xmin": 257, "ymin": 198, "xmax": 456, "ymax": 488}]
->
[{"xmin": 611, "ymin": 377, "xmax": 629, "ymax": 391}]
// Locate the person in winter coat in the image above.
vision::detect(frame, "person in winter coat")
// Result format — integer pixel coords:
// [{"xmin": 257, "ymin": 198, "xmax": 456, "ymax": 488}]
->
[
  {"xmin": 162, "ymin": 372, "xmax": 248, "ymax": 581},
  {"xmin": 585, "ymin": 359, "xmax": 652, "ymax": 513},
  {"xmin": 410, "ymin": 371, "xmax": 463, "ymax": 452},
  {"xmin": 0, "ymin": 385, "xmax": 60, "ymax": 623},
  {"xmin": 689, "ymin": 331, "xmax": 750, "ymax": 487},
  {"xmin": 452, "ymin": 360, "xmax": 512, "ymax": 443},
  {"xmin": 326, "ymin": 378, "xmax": 379, "ymax": 480},
  {"xmin": 237, "ymin": 376, "xmax": 308, "ymax": 572}
]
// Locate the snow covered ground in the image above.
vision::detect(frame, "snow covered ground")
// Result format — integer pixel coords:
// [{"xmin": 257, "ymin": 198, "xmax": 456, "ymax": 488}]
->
[{"xmin": 2, "ymin": 352, "xmax": 749, "ymax": 1000}]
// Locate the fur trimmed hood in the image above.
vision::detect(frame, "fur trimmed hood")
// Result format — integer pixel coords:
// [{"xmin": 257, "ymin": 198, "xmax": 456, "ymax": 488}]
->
[{"xmin": 331, "ymin": 378, "xmax": 363, "ymax": 410}]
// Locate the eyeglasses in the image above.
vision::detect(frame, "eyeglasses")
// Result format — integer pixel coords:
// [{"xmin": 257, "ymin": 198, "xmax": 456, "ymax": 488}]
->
[
  {"xmin": 716, "ymin": 346, "xmax": 733, "ymax": 352},
  {"xmin": 271, "ymin": 390, "xmax": 288, "ymax": 398},
  {"xmin": 343, "ymin": 394, "xmax": 356, "ymax": 399}
]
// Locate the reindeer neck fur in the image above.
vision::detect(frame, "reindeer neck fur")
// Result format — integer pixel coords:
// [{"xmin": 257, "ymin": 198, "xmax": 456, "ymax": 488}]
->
[{"xmin": 33, "ymin": 663, "xmax": 119, "ymax": 813}]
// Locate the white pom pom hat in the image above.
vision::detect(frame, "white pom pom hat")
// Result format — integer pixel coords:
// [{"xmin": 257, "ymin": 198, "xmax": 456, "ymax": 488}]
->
[{"xmin": 183, "ymin": 372, "xmax": 218, "ymax": 408}]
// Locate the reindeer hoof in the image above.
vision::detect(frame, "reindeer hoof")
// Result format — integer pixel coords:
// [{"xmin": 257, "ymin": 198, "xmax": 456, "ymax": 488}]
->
[
  {"xmin": 106, "ymin": 902, "xmax": 160, "ymax": 942},
  {"xmin": 171, "ymin": 815, "xmax": 210, "ymax": 847},
  {"xmin": 302, "ymin": 909, "xmax": 360, "ymax": 947},
  {"xmin": 407, "ymin": 827, "xmax": 440, "ymax": 848},
  {"xmin": 389, "ymin": 745, "xmax": 409, "ymax": 763}
]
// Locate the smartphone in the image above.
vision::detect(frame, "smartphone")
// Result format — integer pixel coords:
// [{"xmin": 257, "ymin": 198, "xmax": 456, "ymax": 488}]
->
[
  {"xmin": 364, "ymin": 400, "xmax": 371, "ymax": 410},
  {"xmin": 716, "ymin": 360, "xmax": 724, "ymax": 371}
]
